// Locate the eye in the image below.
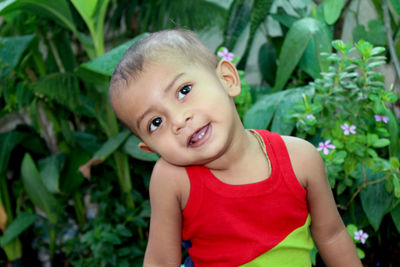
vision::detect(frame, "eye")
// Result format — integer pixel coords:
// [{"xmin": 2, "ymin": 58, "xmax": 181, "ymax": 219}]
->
[
  {"xmin": 177, "ymin": 85, "xmax": 191, "ymax": 100},
  {"xmin": 149, "ymin": 117, "xmax": 162, "ymax": 132}
]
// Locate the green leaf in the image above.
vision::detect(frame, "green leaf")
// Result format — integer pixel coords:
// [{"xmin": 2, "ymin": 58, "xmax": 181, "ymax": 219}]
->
[
  {"xmin": 385, "ymin": 109, "xmax": 399, "ymax": 157},
  {"xmin": 270, "ymin": 87, "xmax": 310, "ymax": 134},
  {"xmin": 244, "ymin": 86, "xmax": 312, "ymax": 132},
  {"xmin": 20, "ymin": 154, "xmax": 58, "ymax": 224},
  {"xmin": 391, "ymin": 204, "xmax": 400, "ymax": 234},
  {"xmin": 332, "ymin": 150, "xmax": 347, "ymax": 165},
  {"xmin": 32, "ymin": 73, "xmax": 81, "ymax": 110},
  {"xmin": 258, "ymin": 42, "xmax": 277, "ymax": 85},
  {"xmin": 38, "ymin": 153, "xmax": 66, "ymax": 194},
  {"xmin": 0, "ymin": 0, "xmax": 77, "ymax": 34},
  {"xmin": 0, "ymin": 131, "xmax": 25, "ymax": 174},
  {"xmin": 1, "ymin": 238, "xmax": 22, "ymax": 261},
  {"xmin": 0, "ymin": 35, "xmax": 34, "ymax": 77},
  {"xmin": 353, "ymin": 19, "xmax": 387, "ymax": 46},
  {"xmin": 78, "ymin": 33, "xmax": 149, "ymax": 77},
  {"xmin": 299, "ymin": 26, "xmax": 331, "ymax": 79},
  {"xmin": 346, "ymin": 224, "xmax": 358, "ymax": 240},
  {"xmin": 391, "ymin": 0, "xmax": 400, "ymax": 17},
  {"xmin": 0, "ymin": 212, "xmax": 37, "ymax": 247},
  {"xmin": 60, "ymin": 150, "xmax": 90, "ymax": 194},
  {"xmin": 71, "ymin": 0, "xmax": 97, "ymax": 19},
  {"xmin": 356, "ymin": 247, "xmax": 365, "ymax": 259},
  {"xmin": 393, "ymin": 175, "xmax": 400, "ymax": 198},
  {"xmin": 79, "ymin": 130, "xmax": 131, "ymax": 178},
  {"xmin": 223, "ymin": 0, "xmax": 253, "ymax": 50},
  {"xmin": 274, "ymin": 18, "xmax": 331, "ymax": 91},
  {"xmin": 93, "ymin": 130, "xmax": 131, "ymax": 160},
  {"xmin": 70, "ymin": 0, "xmax": 110, "ymax": 56},
  {"xmin": 391, "ymin": 157, "xmax": 400, "ymax": 169},
  {"xmin": 360, "ymin": 169, "xmax": 393, "ymax": 230},
  {"xmin": 372, "ymin": 138, "xmax": 390, "ymax": 148},
  {"xmin": 237, "ymin": 0, "xmax": 274, "ymax": 69},
  {"xmin": 122, "ymin": 135, "xmax": 159, "ymax": 162},
  {"xmin": 323, "ymin": 0, "xmax": 345, "ymax": 25},
  {"xmin": 243, "ymin": 91, "xmax": 284, "ymax": 129}
]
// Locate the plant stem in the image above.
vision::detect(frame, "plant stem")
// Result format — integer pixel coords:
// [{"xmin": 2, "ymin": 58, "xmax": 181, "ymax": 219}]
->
[
  {"xmin": 73, "ymin": 191, "xmax": 86, "ymax": 227},
  {"xmin": 339, "ymin": 166, "xmax": 396, "ymax": 210},
  {"xmin": 47, "ymin": 32, "xmax": 66, "ymax": 73}
]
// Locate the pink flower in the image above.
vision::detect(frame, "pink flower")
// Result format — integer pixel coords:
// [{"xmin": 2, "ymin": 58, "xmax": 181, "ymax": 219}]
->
[
  {"xmin": 317, "ymin": 140, "xmax": 336, "ymax": 155},
  {"xmin": 354, "ymin": 230, "xmax": 368, "ymax": 244},
  {"xmin": 341, "ymin": 123, "xmax": 356, "ymax": 135},
  {"xmin": 374, "ymin": 114, "xmax": 389, "ymax": 123},
  {"xmin": 217, "ymin": 48, "xmax": 234, "ymax": 62}
]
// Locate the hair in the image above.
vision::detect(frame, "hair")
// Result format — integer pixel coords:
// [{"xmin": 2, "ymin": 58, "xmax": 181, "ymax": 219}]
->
[{"xmin": 109, "ymin": 29, "xmax": 219, "ymax": 105}]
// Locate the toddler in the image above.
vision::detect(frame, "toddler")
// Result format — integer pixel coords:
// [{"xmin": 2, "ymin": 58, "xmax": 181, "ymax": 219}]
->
[{"xmin": 109, "ymin": 29, "xmax": 362, "ymax": 266}]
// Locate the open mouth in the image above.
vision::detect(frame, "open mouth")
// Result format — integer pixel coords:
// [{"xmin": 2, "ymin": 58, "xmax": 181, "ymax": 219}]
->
[{"xmin": 188, "ymin": 123, "xmax": 210, "ymax": 147}]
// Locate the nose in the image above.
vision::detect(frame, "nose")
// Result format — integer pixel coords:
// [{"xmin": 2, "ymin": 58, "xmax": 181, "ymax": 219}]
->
[{"xmin": 171, "ymin": 111, "xmax": 192, "ymax": 134}]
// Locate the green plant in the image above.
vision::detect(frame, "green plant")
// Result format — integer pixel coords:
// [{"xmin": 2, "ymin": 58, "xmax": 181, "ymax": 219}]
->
[
  {"xmin": 289, "ymin": 40, "xmax": 400, "ymax": 234},
  {"xmin": 62, "ymin": 167, "xmax": 151, "ymax": 267}
]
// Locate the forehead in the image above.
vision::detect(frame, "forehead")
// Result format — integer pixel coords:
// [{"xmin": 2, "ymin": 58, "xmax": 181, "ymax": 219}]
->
[{"xmin": 112, "ymin": 61, "xmax": 189, "ymax": 130}]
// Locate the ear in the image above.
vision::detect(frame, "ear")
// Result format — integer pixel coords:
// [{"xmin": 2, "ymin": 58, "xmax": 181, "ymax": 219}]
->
[
  {"xmin": 138, "ymin": 142, "xmax": 156, "ymax": 153},
  {"xmin": 216, "ymin": 60, "xmax": 241, "ymax": 97}
]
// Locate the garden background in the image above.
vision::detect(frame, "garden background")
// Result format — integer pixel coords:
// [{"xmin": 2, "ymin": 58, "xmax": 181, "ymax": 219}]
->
[{"xmin": 1, "ymin": 0, "xmax": 400, "ymax": 266}]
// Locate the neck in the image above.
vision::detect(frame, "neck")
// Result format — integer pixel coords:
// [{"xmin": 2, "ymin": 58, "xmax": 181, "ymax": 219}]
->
[{"xmin": 204, "ymin": 125, "xmax": 256, "ymax": 173}]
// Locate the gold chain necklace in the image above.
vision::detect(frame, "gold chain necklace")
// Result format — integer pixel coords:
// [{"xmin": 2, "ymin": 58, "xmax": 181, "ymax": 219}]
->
[{"xmin": 248, "ymin": 129, "xmax": 272, "ymax": 173}]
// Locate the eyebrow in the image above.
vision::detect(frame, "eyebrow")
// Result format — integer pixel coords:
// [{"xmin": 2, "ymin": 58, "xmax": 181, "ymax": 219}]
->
[{"xmin": 136, "ymin": 72, "xmax": 186, "ymax": 130}]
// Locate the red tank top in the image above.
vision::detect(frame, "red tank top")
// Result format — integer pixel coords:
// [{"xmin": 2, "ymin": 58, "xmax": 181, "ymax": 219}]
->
[{"xmin": 182, "ymin": 130, "xmax": 311, "ymax": 266}]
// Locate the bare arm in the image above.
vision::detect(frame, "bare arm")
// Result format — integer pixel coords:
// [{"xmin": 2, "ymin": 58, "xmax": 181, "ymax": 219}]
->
[
  {"xmin": 284, "ymin": 136, "xmax": 362, "ymax": 267},
  {"xmin": 143, "ymin": 158, "xmax": 186, "ymax": 266}
]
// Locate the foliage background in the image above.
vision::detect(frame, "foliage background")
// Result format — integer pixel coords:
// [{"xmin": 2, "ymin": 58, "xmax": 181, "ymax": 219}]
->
[{"xmin": 0, "ymin": 0, "xmax": 399, "ymax": 266}]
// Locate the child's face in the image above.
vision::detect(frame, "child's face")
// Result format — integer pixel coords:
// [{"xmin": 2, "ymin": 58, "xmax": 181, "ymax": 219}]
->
[{"xmin": 113, "ymin": 58, "xmax": 241, "ymax": 167}]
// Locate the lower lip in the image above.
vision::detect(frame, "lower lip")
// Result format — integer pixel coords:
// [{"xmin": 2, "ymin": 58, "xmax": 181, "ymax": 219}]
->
[{"xmin": 189, "ymin": 124, "xmax": 211, "ymax": 148}]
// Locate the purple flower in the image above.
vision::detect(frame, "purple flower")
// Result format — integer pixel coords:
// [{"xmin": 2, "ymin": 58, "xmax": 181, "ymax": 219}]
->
[
  {"xmin": 317, "ymin": 140, "xmax": 336, "ymax": 155},
  {"xmin": 354, "ymin": 229, "xmax": 368, "ymax": 244},
  {"xmin": 306, "ymin": 114, "xmax": 315, "ymax": 120},
  {"xmin": 341, "ymin": 123, "xmax": 356, "ymax": 135},
  {"xmin": 217, "ymin": 48, "xmax": 234, "ymax": 62},
  {"xmin": 374, "ymin": 114, "xmax": 389, "ymax": 123}
]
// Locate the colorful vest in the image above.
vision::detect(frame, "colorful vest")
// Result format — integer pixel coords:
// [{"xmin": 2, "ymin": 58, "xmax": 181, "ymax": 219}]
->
[{"xmin": 182, "ymin": 130, "xmax": 313, "ymax": 266}]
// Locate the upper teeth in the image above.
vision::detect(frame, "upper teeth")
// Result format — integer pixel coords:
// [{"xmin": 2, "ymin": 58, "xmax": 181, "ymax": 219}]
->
[{"xmin": 198, "ymin": 131, "xmax": 205, "ymax": 139}]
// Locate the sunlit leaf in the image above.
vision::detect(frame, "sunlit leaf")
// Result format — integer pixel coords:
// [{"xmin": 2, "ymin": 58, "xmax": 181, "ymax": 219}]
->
[
  {"xmin": 0, "ymin": 0, "xmax": 77, "ymax": 33},
  {"xmin": 70, "ymin": 0, "xmax": 110, "ymax": 56},
  {"xmin": 78, "ymin": 33, "xmax": 149, "ymax": 77},
  {"xmin": 323, "ymin": 0, "xmax": 345, "ymax": 25}
]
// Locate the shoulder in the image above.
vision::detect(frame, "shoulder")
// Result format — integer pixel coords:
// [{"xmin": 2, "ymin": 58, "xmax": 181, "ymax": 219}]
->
[
  {"xmin": 281, "ymin": 135, "xmax": 325, "ymax": 188},
  {"xmin": 150, "ymin": 158, "xmax": 190, "ymax": 211}
]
